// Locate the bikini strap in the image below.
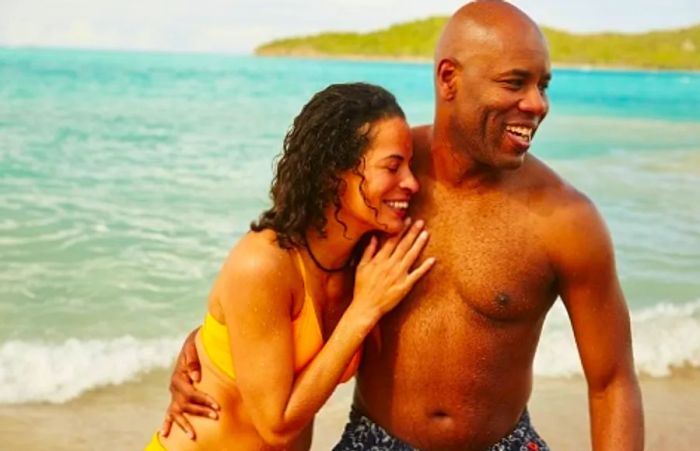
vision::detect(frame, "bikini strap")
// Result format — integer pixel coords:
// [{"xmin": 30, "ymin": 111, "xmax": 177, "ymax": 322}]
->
[
  {"xmin": 292, "ymin": 248, "xmax": 309, "ymax": 286},
  {"xmin": 292, "ymin": 248, "xmax": 320, "ymax": 322}
]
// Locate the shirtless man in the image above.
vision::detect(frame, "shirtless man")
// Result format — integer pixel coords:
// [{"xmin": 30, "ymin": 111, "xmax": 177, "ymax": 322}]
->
[{"xmin": 164, "ymin": 2, "xmax": 644, "ymax": 450}]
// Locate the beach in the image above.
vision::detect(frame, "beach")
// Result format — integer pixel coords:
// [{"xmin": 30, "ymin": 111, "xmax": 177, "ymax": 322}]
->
[
  {"xmin": 1, "ymin": 50, "xmax": 699, "ymax": 449},
  {"xmin": 1, "ymin": 370, "xmax": 698, "ymax": 450}
]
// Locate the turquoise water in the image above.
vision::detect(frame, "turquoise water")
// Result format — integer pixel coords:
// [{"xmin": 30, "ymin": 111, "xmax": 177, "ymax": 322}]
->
[{"xmin": 1, "ymin": 48, "xmax": 699, "ymax": 402}]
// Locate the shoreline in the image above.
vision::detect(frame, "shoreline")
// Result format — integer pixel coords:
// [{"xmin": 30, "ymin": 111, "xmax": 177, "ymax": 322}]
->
[
  {"xmin": 254, "ymin": 51, "xmax": 700, "ymax": 73},
  {"xmin": 1, "ymin": 369, "xmax": 697, "ymax": 450},
  {"xmin": 3, "ymin": 46, "xmax": 697, "ymax": 73}
]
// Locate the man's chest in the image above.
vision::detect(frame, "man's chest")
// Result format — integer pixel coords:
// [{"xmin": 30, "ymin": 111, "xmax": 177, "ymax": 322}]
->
[{"xmin": 410, "ymin": 196, "xmax": 557, "ymax": 321}]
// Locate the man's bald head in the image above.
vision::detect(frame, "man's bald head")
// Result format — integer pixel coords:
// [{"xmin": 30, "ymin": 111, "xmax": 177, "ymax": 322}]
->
[
  {"xmin": 435, "ymin": 1, "xmax": 545, "ymax": 65},
  {"xmin": 431, "ymin": 0, "xmax": 551, "ymax": 169}
]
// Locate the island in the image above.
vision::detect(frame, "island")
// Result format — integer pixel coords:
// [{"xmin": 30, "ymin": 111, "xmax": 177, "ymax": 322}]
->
[{"xmin": 255, "ymin": 17, "xmax": 700, "ymax": 70}]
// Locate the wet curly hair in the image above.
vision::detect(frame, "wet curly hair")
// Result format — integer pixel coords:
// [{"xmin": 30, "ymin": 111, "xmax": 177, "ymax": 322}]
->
[{"xmin": 251, "ymin": 82, "xmax": 406, "ymax": 249}]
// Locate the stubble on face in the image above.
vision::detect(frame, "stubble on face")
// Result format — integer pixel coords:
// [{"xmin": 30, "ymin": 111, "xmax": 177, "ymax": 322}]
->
[{"xmin": 437, "ymin": 2, "xmax": 551, "ymax": 172}]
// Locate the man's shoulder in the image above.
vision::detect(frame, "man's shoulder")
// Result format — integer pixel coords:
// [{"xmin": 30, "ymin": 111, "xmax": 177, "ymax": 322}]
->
[
  {"xmin": 410, "ymin": 124, "xmax": 433, "ymax": 151},
  {"xmin": 522, "ymin": 155, "xmax": 591, "ymax": 208},
  {"xmin": 519, "ymin": 156, "xmax": 604, "ymax": 239}
]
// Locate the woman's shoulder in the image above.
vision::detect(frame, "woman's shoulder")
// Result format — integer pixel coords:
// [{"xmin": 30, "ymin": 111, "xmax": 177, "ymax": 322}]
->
[
  {"xmin": 209, "ymin": 231, "xmax": 304, "ymax": 321},
  {"xmin": 223, "ymin": 230, "xmax": 298, "ymax": 285}
]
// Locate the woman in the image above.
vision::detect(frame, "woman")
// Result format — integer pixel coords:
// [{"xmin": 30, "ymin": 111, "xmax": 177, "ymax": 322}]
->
[{"xmin": 147, "ymin": 82, "xmax": 434, "ymax": 450}]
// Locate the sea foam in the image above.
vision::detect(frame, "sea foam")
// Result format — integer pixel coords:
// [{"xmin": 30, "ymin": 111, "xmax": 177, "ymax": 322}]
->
[
  {"xmin": 0, "ymin": 336, "xmax": 180, "ymax": 404},
  {"xmin": 1, "ymin": 300, "xmax": 699, "ymax": 404},
  {"xmin": 534, "ymin": 299, "xmax": 700, "ymax": 377}
]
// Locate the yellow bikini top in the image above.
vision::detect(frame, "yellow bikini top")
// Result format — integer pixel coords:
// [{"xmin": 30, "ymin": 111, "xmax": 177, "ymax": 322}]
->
[{"xmin": 201, "ymin": 248, "xmax": 360, "ymax": 383}]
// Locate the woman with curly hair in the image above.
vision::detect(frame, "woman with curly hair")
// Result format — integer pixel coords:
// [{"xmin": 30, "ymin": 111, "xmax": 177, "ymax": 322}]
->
[{"xmin": 147, "ymin": 82, "xmax": 434, "ymax": 450}]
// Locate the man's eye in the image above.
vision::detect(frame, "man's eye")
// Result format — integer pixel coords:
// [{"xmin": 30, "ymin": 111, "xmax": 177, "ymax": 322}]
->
[{"xmin": 504, "ymin": 79, "xmax": 524, "ymax": 89}]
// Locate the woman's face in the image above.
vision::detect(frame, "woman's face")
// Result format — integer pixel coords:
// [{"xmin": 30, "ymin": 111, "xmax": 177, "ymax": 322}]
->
[{"xmin": 340, "ymin": 116, "xmax": 419, "ymax": 235}]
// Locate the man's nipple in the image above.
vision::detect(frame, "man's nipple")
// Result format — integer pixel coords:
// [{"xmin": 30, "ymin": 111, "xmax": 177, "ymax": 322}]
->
[{"xmin": 495, "ymin": 292, "xmax": 511, "ymax": 307}]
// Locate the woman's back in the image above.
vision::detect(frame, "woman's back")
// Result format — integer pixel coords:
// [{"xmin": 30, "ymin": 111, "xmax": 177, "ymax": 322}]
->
[
  {"xmin": 159, "ymin": 230, "xmax": 351, "ymax": 450},
  {"xmin": 152, "ymin": 83, "xmax": 432, "ymax": 451}
]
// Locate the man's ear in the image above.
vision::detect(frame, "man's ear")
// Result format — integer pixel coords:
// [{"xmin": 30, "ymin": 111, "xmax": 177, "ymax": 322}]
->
[{"xmin": 436, "ymin": 58, "xmax": 460, "ymax": 101}]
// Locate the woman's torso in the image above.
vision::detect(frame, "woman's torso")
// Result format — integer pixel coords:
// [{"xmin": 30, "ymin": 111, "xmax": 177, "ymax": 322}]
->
[
  {"xmin": 158, "ymin": 332, "xmax": 314, "ymax": 451},
  {"xmin": 160, "ymin": 232, "xmax": 358, "ymax": 450}
]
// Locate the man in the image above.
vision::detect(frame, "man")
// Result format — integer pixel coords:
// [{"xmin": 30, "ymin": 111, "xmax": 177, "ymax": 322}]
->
[{"xmin": 164, "ymin": 1, "xmax": 644, "ymax": 449}]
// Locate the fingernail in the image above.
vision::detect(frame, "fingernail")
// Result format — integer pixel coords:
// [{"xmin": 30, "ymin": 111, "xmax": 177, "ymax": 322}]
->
[
  {"xmin": 405, "ymin": 217, "xmax": 412, "ymax": 225},
  {"xmin": 211, "ymin": 402, "xmax": 220, "ymax": 410},
  {"xmin": 209, "ymin": 412, "xmax": 218, "ymax": 419},
  {"xmin": 428, "ymin": 257, "xmax": 436, "ymax": 264},
  {"xmin": 188, "ymin": 431, "xmax": 194, "ymax": 440},
  {"xmin": 419, "ymin": 230, "xmax": 428, "ymax": 239},
  {"xmin": 415, "ymin": 219, "xmax": 424, "ymax": 227}
]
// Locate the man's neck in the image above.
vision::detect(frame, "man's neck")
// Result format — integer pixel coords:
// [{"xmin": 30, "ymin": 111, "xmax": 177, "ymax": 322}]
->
[{"xmin": 429, "ymin": 137, "xmax": 503, "ymax": 192}]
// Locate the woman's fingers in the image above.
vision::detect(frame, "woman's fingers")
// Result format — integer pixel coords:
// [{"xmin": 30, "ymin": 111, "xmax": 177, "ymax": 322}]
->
[
  {"xmin": 376, "ymin": 217, "xmax": 412, "ymax": 259},
  {"xmin": 358, "ymin": 235, "xmax": 378, "ymax": 267},
  {"xmin": 399, "ymin": 229, "xmax": 430, "ymax": 271},
  {"xmin": 353, "ymin": 218, "xmax": 432, "ymax": 316},
  {"xmin": 391, "ymin": 219, "xmax": 425, "ymax": 261},
  {"xmin": 378, "ymin": 255, "xmax": 435, "ymax": 314},
  {"xmin": 404, "ymin": 257, "xmax": 437, "ymax": 288}
]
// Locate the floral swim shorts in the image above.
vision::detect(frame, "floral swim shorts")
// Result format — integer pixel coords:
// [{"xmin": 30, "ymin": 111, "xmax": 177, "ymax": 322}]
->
[{"xmin": 332, "ymin": 406, "xmax": 550, "ymax": 451}]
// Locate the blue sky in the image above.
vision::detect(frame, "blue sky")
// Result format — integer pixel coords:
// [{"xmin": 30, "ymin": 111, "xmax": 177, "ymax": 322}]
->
[{"xmin": 1, "ymin": 0, "xmax": 699, "ymax": 53}]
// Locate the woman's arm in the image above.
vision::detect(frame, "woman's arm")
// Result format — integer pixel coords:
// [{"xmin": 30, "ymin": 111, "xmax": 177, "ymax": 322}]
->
[
  {"xmin": 226, "ymin": 220, "xmax": 433, "ymax": 446},
  {"xmin": 161, "ymin": 220, "xmax": 434, "ymax": 442}
]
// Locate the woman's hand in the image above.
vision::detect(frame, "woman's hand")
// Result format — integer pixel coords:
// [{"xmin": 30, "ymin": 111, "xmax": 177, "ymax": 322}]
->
[{"xmin": 352, "ymin": 218, "xmax": 435, "ymax": 318}]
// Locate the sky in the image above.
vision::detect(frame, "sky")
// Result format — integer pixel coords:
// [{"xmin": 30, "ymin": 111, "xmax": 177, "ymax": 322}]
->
[{"xmin": 1, "ymin": 0, "xmax": 699, "ymax": 54}]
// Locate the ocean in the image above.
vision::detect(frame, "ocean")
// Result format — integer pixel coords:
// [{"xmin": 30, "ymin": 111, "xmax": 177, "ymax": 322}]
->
[{"xmin": 1, "ymin": 48, "xmax": 699, "ymax": 405}]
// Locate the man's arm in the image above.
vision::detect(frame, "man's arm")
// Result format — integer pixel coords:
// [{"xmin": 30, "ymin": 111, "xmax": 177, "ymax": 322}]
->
[
  {"xmin": 161, "ymin": 328, "xmax": 220, "ymax": 439},
  {"xmin": 552, "ymin": 194, "xmax": 644, "ymax": 450}
]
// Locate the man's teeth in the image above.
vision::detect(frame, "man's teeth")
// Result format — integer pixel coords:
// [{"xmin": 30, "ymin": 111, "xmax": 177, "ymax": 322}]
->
[
  {"xmin": 386, "ymin": 201, "xmax": 409, "ymax": 209},
  {"xmin": 506, "ymin": 125, "xmax": 533, "ymax": 140}
]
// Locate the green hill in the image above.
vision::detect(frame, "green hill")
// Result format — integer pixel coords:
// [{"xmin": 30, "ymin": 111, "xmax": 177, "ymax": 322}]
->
[{"xmin": 255, "ymin": 17, "xmax": 700, "ymax": 70}]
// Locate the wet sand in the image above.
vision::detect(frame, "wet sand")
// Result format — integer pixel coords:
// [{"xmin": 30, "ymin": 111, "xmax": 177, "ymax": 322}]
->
[{"xmin": 1, "ymin": 369, "xmax": 697, "ymax": 450}]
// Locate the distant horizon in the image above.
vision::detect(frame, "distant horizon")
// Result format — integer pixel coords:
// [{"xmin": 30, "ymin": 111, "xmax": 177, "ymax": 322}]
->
[
  {"xmin": 4, "ymin": 46, "xmax": 700, "ymax": 75},
  {"xmin": 1, "ymin": 0, "xmax": 699, "ymax": 54},
  {"xmin": 2, "ymin": 20, "xmax": 699, "ymax": 57}
]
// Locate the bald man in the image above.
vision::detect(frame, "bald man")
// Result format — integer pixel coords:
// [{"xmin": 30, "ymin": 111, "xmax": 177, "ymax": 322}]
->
[{"xmin": 165, "ymin": 2, "xmax": 644, "ymax": 450}]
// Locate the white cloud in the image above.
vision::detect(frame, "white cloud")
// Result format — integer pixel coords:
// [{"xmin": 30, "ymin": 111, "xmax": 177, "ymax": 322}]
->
[
  {"xmin": 0, "ymin": 0, "xmax": 698, "ymax": 53},
  {"xmin": 513, "ymin": 0, "xmax": 700, "ymax": 33}
]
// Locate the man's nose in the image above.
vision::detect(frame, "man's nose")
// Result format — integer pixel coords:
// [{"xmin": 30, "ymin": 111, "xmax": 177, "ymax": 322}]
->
[{"xmin": 519, "ymin": 86, "xmax": 548, "ymax": 118}]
